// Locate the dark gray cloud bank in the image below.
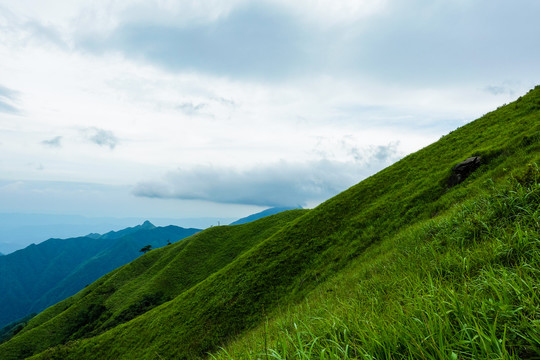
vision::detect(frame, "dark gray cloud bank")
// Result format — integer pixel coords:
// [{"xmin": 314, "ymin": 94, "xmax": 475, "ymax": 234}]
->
[
  {"xmin": 133, "ymin": 143, "xmax": 399, "ymax": 207},
  {"xmin": 337, "ymin": 0, "xmax": 540, "ymax": 85},
  {"xmin": 77, "ymin": 3, "xmax": 317, "ymax": 81},
  {"xmin": 71, "ymin": 0, "xmax": 540, "ymax": 87}
]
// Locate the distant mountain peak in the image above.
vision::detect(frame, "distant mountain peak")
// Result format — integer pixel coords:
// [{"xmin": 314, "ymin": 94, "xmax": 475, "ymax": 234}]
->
[
  {"xmin": 98, "ymin": 221, "xmax": 156, "ymax": 240},
  {"xmin": 141, "ymin": 220, "xmax": 155, "ymax": 229}
]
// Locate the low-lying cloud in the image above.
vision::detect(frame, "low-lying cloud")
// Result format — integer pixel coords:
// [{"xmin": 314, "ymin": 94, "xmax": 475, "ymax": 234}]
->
[
  {"xmin": 82, "ymin": 127, "xmax": 119, "ymax": 149},
  {"xmin": 133, "ymin": 144, "xmax": 400, "ymax": 207},
  {"xmin": 132, "ymin": 161, "xmax": 355, "ymax": 206}
]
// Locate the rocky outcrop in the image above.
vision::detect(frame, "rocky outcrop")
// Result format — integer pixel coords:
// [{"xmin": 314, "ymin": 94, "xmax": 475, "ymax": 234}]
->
[{"xmin": 448, "ymin": 156, "xmax": 481, "ymax": 187}]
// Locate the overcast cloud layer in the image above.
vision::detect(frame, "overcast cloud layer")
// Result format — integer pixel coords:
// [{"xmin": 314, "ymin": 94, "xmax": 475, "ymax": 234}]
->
[{"xmin": 1, "ymin": 0, "xmax": 539, "ymax": 217}]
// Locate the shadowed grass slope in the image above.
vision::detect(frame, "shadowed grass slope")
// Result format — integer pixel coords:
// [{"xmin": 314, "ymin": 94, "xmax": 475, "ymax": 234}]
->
[
  {"xmin": 0, "ymin": 224, "xmax": 199, "ymax": 329},
  {"xmin": 0, "ymin": 86, "xmax": 539, "ymax": 359},
  {"xmin": 26, "ymin": 226, "xmax": 200, "ymax": 318}
]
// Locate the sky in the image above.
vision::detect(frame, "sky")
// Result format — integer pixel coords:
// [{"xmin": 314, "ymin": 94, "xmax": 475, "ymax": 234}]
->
[{"xmin": 1, "ymin": 0, "xmax": 539, "ymax": 221}]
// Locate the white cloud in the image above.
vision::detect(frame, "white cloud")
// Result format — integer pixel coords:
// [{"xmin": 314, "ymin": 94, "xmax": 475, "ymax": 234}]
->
[
  {"xmin": 82, "ymin": 127, "xmax": 119, "ymax": 149},
  {"xmin": 41, "ymin": 136, "xmax": 63, "ymax": 148},
  {"xmin": 1, "ymin": 0, "xmax": 539, "ymax": 218}
]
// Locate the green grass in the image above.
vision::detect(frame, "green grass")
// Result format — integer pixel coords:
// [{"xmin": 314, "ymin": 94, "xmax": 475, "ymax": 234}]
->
[
  {"xmin": 0, "ymin": 86, "xmax": 539, "ymax": 359},
  {"xmin": 0, "ymin": 209, "xmax": 306, "ymax": 359},
  {"xmin": 210, "ymin": 170, "xmax": 540, "ymax": 359}
]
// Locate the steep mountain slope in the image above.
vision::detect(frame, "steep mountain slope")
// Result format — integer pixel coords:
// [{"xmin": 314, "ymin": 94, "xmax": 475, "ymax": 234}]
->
[
  {"xmin": 214, "ymin": 166, "xmax": 540, "ymax": 359},
  {"xmin": 230, "ymin": 206, "xmax": 302, "ymax": 225},
  {"xmin": 1, "ymin": 86, "xmax": 539, "ymax": 359},
  {"xmin": 0, "ymin": 223, "xmax": 199, "ymax": 328},
  {"xmin": 0, "ymin": 235, "xmax": 113, "ymax": 328}
]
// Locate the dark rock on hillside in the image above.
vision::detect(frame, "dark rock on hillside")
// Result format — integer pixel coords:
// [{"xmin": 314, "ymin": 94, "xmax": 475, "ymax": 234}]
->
[{"xmin": 448, "ymin": 156, "xmax": 481, "ymax": 187}]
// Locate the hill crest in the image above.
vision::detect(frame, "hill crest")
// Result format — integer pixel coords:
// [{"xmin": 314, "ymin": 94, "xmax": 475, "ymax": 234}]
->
[{"xmin": 229, "ymin": 206, "xmax": 302, "ymax": 225}]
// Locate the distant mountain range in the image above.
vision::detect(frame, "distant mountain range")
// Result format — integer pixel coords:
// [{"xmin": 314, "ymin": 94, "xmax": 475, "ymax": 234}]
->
[
  {"xmin": 229, "ymin": 206, "xmax": 302, "ymax": 225},
  {"xmin": 0, "ymin": 221, "xmax": 200, "ymax": 328},
  {"xmin": 0, "ymin": 209, "xmax": 296, "ymax": 328},
  {"xmin": 0, "ymin": 214, "xmax": 232, "ymax": 254}
]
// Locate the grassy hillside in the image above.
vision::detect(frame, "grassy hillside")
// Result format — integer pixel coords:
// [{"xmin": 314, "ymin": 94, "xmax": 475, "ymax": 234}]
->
[
  {"xmin": 0, "ymin": 209, "xmax": 306, "ymax": 359},
  {"xmin": 0, "ymin": 86, "xmax": 539, "ymax": 359},
  {"xmin": 212, "ymin": 167, "xmax": 540, "ymax": 359},
  {"xmin": 0, "ymin": 235, "xmax": 114, "ymax": 328},
  {"xmin": 27, "ymin": 225, "xmax": 200, "ymax": 315}
]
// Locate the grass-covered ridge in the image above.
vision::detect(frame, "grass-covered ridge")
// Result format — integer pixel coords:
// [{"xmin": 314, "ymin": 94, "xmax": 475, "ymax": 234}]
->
[{"xmin": 0, "ymin": 86, "xmax": 539, "ymax": 359}]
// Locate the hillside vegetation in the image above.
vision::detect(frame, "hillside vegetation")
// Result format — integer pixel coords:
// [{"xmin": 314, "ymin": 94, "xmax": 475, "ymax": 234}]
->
[{"xmin": 0, "ymin": 86, "xmax": 539, "ymax": 359}]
